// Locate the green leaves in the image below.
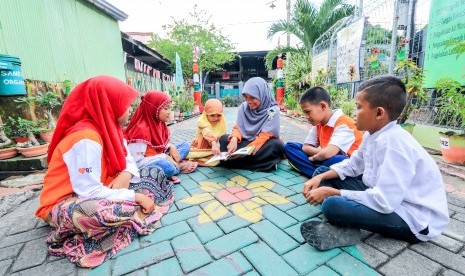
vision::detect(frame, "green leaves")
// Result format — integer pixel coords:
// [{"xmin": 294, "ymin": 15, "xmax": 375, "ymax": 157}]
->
[{"xmin": 147, "ymin": 7, "xmax": 237, "ymax": 79}]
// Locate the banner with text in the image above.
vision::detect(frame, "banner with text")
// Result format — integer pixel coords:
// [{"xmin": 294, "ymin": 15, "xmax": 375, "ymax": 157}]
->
[
  {"xmin": 423, "ymin": 0, "xmax": 465, "ymax": 87},
  {"xmin": 336, "ymin": 17, "xmax": 365, "ymax": 84},
  {"xmin": 311, "ymin": 50, "xmax": 329, "ymax": 80}
]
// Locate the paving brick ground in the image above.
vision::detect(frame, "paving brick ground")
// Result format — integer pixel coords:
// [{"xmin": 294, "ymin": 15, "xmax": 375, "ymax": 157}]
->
[{"xmin": 0, "ymin": 107, "xmax": 464, "ymax": 275}]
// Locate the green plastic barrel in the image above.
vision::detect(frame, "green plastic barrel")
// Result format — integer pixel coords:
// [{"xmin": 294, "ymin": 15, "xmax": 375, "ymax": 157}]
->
[{"xmin": 0, "ymin": 54, "xmax": 26, "ymax": 96}]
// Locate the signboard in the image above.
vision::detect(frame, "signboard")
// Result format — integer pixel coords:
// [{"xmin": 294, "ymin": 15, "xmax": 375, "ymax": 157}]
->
[
  {"xmin": 311, "ymin": 50, "xmax": 329, "ymax": 80},
  {"xmin": 336, "ymin": 17, "xmax": 365, "ymax": 84},
  {"xmin": 423, "ymin": 0, "xmax": 465, "ymax": 88}
]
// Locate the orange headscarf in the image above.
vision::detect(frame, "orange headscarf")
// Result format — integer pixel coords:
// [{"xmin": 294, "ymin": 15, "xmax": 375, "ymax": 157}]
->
[
  {"xmin": 124, "ymin": 91, "xmax": 172, "ymax": 150},
  {"xmin": 47, "ymin": 75, "xmax": 138, "ymax": 177}
]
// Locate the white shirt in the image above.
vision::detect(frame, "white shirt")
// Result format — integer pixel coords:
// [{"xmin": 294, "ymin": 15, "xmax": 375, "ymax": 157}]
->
[
  {"xmin": 330, "ymin": 121, "xmax": 449, "ymax": 241},
  {"xmin": 62, "ymin": 139, "xmax": 140, "ymax": 202},
  {"xmin": 304, "ymin": 109, "xmax": 356, "ymax": 154},
  {"xmin": 127, "ymin": 142, "xmax": 167, "ymax": 169}
]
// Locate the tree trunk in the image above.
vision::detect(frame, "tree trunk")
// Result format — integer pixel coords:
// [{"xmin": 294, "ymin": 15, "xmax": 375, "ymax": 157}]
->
[
  {"xmin": 46, "ymin": 110, "xmax": 56, "ymax": 129},
  {"xmin": 27, "ymin": 131, "xmax": 40, "ymax": 146},
  {"xmin": 398, "ymin": 90, "xmax": 415, "ymax": 124},
  {"xmin": 0, "ymin": 116, "xmax": 12, "ymax": 148}
]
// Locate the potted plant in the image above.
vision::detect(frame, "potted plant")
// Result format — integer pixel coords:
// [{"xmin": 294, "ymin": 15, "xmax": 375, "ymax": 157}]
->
[
  {"xmin": 0, "ymin": 115, "xmax": 18, "ymax": 160},
  {"xmin": 435, "ymin": 77, "xmax": 465, "ymax": 165},
  {"xmin": 396, "ymin": 59, "xmax": 428, "ymax": 134},
  {"xmin": 34, "ymin": 91, "xmax": 61, "ymax": 142},
  {"xmin": 15, "ymin": 118, "xmax": 49, "ymax": 158},
  {"xmin": 6, "ymin": 116, "xmax": 29, "ymax": 143}
]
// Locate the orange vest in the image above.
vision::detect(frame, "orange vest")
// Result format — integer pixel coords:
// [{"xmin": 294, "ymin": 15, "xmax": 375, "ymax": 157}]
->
[
  {"xmin": 35, "ymin": 130, "xmax": 112, "ymax": 220},
  {"xmin": 317, "ymin": 114, "xmax": 363, "ymax": 156}
]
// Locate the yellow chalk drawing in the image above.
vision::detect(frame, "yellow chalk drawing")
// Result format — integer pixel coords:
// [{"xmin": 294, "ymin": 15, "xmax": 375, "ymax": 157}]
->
[{"xmin": 180, "ymin": 175, "xmax": 290, "ymax": 223}]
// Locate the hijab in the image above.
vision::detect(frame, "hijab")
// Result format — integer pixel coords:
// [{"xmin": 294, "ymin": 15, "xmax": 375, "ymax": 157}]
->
[
  {"xmin": 236, "ymin": 77, "xmax": 280, "ymax": 140},
  {"xmin": 124, "ymin": 90, "xmax": 171, "ymax": 150},
  {"xmin": 47, "ymin": 75, "xmax": 138, "ymax": 177},
  {"xmin": 195, "ymin": 99, "xmax": 227, "ymax": 142}
]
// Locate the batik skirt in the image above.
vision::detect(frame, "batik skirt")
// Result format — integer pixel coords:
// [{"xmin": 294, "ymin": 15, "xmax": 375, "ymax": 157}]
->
[{"xmin": 45, "ymin": 166, "xmax": 174, "ymax": 268}]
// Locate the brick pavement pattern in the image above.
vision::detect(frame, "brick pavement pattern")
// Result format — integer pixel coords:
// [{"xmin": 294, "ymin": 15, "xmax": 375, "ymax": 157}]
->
[{"xmin": 0, "ymin": 107, "xmax": 464, "ymax": 275}]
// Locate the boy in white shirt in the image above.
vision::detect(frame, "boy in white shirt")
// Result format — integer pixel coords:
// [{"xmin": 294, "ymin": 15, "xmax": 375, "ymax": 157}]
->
[{"xmin": 300, "ymin": 76, "xmax": 449, "ymax": 250}]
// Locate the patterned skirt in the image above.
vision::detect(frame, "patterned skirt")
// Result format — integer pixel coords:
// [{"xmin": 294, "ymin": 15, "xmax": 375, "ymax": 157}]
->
[{"xmin": 46, "ymin": 166, "xmax": 174, "ymax": 268}]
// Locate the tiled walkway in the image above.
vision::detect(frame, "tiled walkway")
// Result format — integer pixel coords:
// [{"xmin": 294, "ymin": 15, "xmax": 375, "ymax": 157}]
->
[{"xmin": 0, "ymin": 107, "xmax": 464, "ymax": 275}]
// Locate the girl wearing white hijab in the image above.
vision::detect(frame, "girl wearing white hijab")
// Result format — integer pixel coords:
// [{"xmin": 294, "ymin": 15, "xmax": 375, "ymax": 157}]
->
[{"xmin": 219, "ymin": 77, "xmax": 284, "ymax": 171}]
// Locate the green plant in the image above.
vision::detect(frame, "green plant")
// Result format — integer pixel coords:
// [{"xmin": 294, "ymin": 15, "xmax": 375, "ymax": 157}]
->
[
  {"xmin": 284, "ymin": 94, "xmax": 298, "ymax": 110},
  {"xmin": 35, "ymin": 91, "xmax": 61, "ymax": 129},
  {"xmin": 328, "ymin": 85, "xmax": 350, "ymax": 109},
  {"xmin": 396, "ymin": 59, "xmax": 427, "ymax": 124},
  {"xmin": 15, "ymin": 117, "xmax": 40, "ymax": 146},
  {"xmin": 201, "ymin": 90, "xmax": 209, "ymax": 105},
  {"xmin": 340, "ymin": 99, "xmax": 356, "ymax": 118},
  {"xmin": 445, "ymin": 39, "xmax": 465, "ymax": 60},
  {"xmin": 436, "ymin": 78, "xmax": 465, "ymax": 133},
  {"xmin": 14, "ymin": 95, "xmax": 37, "ymax": 121},
  {"xmin": 63, "ymin": 80, "xmax": 72, "ymax": 97}
]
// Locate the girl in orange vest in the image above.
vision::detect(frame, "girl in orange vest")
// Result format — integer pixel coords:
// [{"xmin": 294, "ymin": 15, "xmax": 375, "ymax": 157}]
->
[{"xmin": 35, "ymin": 76, "xmax": 174, "ymax": 268}]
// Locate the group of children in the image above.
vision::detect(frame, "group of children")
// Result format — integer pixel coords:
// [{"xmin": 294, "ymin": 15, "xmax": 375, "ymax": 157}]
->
[{"xmin": 35, "ymin": 75, "xmax": 449, "ymax": 268}]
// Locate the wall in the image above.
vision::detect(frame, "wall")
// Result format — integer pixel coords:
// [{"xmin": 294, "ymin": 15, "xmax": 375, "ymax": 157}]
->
[{"xmin": 0, "ymin": 0, "xmax": 125, "ymax": 84}]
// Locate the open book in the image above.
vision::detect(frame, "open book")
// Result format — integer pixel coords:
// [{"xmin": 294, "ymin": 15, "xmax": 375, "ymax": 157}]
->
[{"xmin": 205, "ymin": 146, "xmax": 255, "ymax": 165}]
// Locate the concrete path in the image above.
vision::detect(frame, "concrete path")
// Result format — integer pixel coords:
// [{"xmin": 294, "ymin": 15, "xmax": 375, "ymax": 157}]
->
[{"xmin": 0, "ymin": 107, "xmax": 464, "ymax": 275}]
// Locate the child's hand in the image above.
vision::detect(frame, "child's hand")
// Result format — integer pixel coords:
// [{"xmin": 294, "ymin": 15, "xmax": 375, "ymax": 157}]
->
[
  {"xmin": 211, "ymin": 142, "xmax": 220, "ymax": 155},
  {"xmin": 135, "ymin": 193, "xmax": 155, "ymax": 214},
  {"xmin": 109, "ymin": 171, "xmax": 132, "ymax": 189},
  {"xmin": 305, "ymin": 187, "xmax": 340, "ymax": 205},
  {"xmin": 227, "ymin": 137, "xmax": 238, "ymax": 154},
  {"xmin": 302, "ymin": 177, "xmax": 322, "ymax": 196},
  {"xmin": 169, "ymin": 146, "xmax": 181, "ymax": 163}
]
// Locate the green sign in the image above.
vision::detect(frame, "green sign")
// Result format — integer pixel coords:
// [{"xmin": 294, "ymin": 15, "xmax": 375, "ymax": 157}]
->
[{"xmin": 423, "ymin": 0, "xmax": 465, "ymax": 88}]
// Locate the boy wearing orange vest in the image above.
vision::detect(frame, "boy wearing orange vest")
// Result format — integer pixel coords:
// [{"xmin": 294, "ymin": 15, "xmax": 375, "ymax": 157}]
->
[{"xmin": 284, "ymin": 87, "xmax": 363, "ymax": 177}]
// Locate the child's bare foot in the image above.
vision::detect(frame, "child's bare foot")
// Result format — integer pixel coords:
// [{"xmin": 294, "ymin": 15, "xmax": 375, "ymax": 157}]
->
[
  {"xmin": 169, "ymin": 176, "xmax": 181, "ymax": 184},
  {"xmin": 180, "ymin": 160, "xmax": 198, "ymax": 174}
]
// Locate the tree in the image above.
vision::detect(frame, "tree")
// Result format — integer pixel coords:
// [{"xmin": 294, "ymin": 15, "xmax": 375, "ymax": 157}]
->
[
  {"xmin": 148, "ymin": 6, "xmax": 237, "ymax": 84},
  {"xmin": 265, "ymin": 0, "xmax": 355, "ymax": 69}
]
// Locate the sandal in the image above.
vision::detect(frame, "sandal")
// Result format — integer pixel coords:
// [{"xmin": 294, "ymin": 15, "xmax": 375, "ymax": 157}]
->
[
  {"xmin": 180, "ymin": 160, "xmax": 198, "ymax": 174},
  {"xmin": 170, "ymin": 176, "xmax": 181, "ymax": 184}
]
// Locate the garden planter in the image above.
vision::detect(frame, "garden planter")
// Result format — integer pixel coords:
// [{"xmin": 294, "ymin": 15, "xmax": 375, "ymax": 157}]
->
[
  {"xmin": 439, "ymin": 132, "xmax": 465, "ymax": 165},
  {"xmin": 12, "ymin": 136, "xmax": 28, "ymax": 144},
  {"xmin": 174, "ymin": 110, "xmax": 180, "ymax": 121},
  {"xmin": 0, "ymin": 147, "xmax": 18, "ymax": 160},
  {"xmin": 39, "ymin": 129, "xmax": 54, "ymax": 143},
  {"xmin": 400, "ymin": 123, "xmax": 415, "ymax": 134},
  {"xmin": 16, "ymin": 143, "xmax": 49, "ymax": 158}
]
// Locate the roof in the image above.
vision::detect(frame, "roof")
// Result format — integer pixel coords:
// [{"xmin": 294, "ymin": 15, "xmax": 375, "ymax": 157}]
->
[
  {"xmin": 121, "ymin": 32, "xmax": 171, "ymax": 72},
  {"xmin": 84, "ymin": 0, "xmax": 128, "ymax": 21}
]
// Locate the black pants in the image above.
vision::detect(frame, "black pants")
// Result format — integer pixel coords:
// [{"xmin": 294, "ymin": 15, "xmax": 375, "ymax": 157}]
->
[{"xmin": 219, "ymin": 134, "xmax": 284, "ymax": 172}]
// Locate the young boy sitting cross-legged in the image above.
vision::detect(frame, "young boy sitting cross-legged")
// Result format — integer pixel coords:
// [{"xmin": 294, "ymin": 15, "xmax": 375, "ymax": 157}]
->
[
  {"xmin": 300, "ymin": 76, "xmax": 449, "ymax": 250},
  {"xmin": 284, "ymin": 87, "xmax": 363, "ymax": 178}
]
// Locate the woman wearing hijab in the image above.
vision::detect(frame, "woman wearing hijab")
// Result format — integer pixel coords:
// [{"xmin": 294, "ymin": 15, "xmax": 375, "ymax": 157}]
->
[
  {"xmin": 187, "ymin": 99, "xmax": 227, "ymax": 166},
  {"xmin": 35, "ymin": 76, "xmax": 174, "ymax": 268},
  {"xmin": 125, "ymin": 91, "xmax": 197, "ymax": 184},
  {"xmin": 219, "ymin": 77, "xmax": 284, "ymax": 171}
]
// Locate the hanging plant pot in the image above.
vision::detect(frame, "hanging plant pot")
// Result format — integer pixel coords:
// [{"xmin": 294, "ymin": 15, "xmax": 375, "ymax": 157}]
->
[
  {"xmin": 439, "ymin": 131, "xmax": 465, "ymax": 166},
  {"xmin": 0, "ymin": 147, "xmax": 18, "ymax": 160},
  {"xmin": 16, "ymin": 143, "xmax": 49, "ymax": 158},
  {"xmin": 400, "ymin": 123, "xmax": 415, "ymax": 134},
  {"xmin": 39, "ymin": 129, "xmax": 54, "ymax": 143}
]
